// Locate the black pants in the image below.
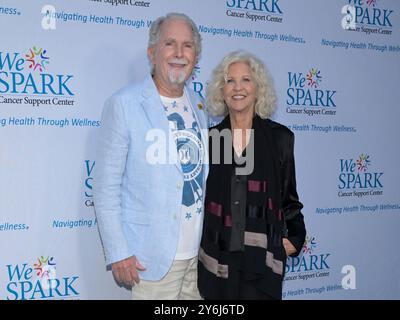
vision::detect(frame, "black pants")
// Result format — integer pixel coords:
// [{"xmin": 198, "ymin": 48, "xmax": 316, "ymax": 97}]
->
[{"xmin": 238, "ymin": 280, "xmax": 277, "ymax": 300}]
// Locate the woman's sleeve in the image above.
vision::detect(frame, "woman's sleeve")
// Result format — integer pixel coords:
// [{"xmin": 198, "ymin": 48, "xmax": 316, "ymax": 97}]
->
[{"xmin": 280, "ymin": 130, "xmax": 306, "ymax": 257}]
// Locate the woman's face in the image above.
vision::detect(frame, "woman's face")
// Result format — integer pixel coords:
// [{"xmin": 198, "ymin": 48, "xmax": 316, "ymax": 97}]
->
[{"xmin": 222, "ymin": 62, "xmax": 257, "ymax": 116}]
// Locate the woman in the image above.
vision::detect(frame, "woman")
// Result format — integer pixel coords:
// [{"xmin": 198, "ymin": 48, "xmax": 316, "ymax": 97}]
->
[{"xmin": 198, "ymin": 51, "xmax": 306, "ymax": 300}]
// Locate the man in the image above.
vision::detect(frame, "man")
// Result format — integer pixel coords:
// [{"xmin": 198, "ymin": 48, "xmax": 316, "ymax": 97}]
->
[{"xmin": 93, "ymin": 13, "xmax": 208, "ymax": 300}]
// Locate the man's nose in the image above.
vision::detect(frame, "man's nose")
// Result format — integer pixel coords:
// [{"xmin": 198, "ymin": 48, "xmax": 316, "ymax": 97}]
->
[{"xmin": 174, "ymin": 44, "xmax": 183, "ymax": 58}]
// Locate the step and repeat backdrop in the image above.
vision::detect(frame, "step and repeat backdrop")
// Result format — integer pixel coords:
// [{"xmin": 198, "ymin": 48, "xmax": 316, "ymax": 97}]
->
[{"xmin": 1, "ymin": 0, "xmax": 399, "ymax": 300}]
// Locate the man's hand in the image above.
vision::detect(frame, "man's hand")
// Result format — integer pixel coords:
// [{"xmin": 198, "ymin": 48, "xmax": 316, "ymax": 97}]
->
[
  {"xmin": 111, "ymin": 256, "xmax": 146, "ymax": 287},
  {"xmin": 283, "ymin": 238, "xmax": 297, "ymax": 256}
]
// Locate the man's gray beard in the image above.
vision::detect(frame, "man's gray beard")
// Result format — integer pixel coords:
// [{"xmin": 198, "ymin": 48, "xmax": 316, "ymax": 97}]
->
[{"xmin": 168, "ymin": 69, "xmax": 187, "ymax": 84}]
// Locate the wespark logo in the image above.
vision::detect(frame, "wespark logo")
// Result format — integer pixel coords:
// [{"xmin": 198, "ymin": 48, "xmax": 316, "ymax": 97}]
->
[
  {"xmin": 33, "ymin": 256, "xmax": 56, "ymax": 285},
  {"xmin": 302, "ymin": 235, "xmax": 317, "ymax": 254},
  {"xmin": 84, "ymin": 160, "xmax": 95, "ymax": 207},
  {"xmin": 341, "ymin": 0, "xmax": 394, "ymax": 36},
  {"xmin": 285, "ymin": 234, "xmax": 331, "ymax": 282},
  {"xmin": 0, "ymin": 47, "xmax": 75, "ymax": 107},
  {"xmin": 286, "ymin": 68, "xmax": 337, "ymax": 116},
  {"xmin": 25, "ymin": 47, "xmax": 49, "ymax": 73},
  {"xmin": 338, "ymin": 153, "xmax": 384, "ymax": 198},
  {"xmin": 356, "ymin": 153, "xmax": 370, "ymax": 172},
  {"xmin": 225, "ymin": 0, "xmax": 284, "ymax": 23},
  {"xmin": 5, "ymin": 256, "xmax": 79, "ymax": 300},
  {"xmin": 306, "ymin": 68, "xmax": 322, "ymax": 88}
]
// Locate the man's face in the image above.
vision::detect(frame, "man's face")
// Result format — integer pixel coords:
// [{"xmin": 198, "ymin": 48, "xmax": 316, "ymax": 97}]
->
[{"xmin": 148, "ymin": 19, "xmax": 197, "ymax": 93}]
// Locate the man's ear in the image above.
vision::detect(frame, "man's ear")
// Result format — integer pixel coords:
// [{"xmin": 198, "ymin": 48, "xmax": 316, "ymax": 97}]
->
[{"xmin": 147, "ymin": 47, "xmax": 155, "ymax": 65}]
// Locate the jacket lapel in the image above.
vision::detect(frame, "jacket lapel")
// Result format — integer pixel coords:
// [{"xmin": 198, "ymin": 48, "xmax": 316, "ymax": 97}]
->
[
  {"xmin": 186, "ymin": 87, "xmax": 210, "ymax": 180},
  {"xmin": 140, "ymin": 75, "xmax": 182, "ymax": 173}
]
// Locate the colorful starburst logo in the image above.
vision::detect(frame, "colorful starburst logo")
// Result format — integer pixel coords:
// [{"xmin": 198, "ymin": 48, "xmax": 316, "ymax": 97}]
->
[
  {"xmin": 33, "ymin": 256, "xmax": 56, "ymax": 279},
  {"xmin": 25, "ymin": 47, "xmax": 50, "ymax": 73},
  {"xmin": 302, "ymin": 235, "xmax": 317, "ymax": 254},
  {"xmin": 306, "ymin": 68, "xmax": 322, "ymax": 88},
  {"xmin": 356, "ymin": 153, "xmax": 371, "ymax": 172},
  {"xmin": 366, "ymin": 0, "xmax": 377, "ymax": 7}
]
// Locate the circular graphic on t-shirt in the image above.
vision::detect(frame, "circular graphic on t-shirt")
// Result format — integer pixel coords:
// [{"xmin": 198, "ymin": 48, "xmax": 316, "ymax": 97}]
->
[{"xmin": 174, "ymin": 130, "xmax": 204, "ymax": 181}]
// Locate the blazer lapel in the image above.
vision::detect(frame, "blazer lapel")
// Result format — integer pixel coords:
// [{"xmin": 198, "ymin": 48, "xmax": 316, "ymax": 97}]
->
[
  {"xmin": 140, "ymin": 75, "xmax": 182, "ymax": 173},
  {"xmin": 185, "ymin": 86, "xmax": 207, "ymax": 129},
  {"xmin": 185, "ymin": 87, "xmax": 209, "ymax": 175}
]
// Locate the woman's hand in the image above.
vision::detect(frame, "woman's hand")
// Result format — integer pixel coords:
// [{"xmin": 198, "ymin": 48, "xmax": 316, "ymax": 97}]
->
[{"xmin": 283, "ymin": 238, "xmax": 297, "ymax": 256}]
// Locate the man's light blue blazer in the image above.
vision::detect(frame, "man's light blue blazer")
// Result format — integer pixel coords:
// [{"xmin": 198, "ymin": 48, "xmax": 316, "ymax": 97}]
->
[{"xmin": 93, "ymin": 75, "xmax": 209, "ymax": 280}]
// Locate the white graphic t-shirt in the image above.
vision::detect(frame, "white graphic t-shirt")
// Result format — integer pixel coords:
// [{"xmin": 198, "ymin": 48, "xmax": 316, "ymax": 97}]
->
[{"xmin": 160, "ymin": 93, "xmax": 204, "ymax": 260}]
